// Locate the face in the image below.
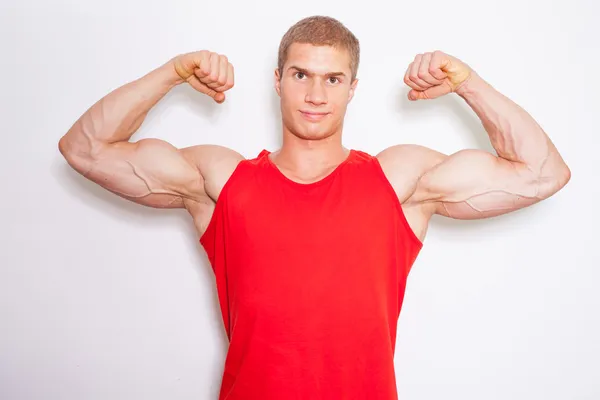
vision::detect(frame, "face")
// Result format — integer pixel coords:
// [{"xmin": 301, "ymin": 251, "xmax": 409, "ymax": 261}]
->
[{"xmin": 275, "ymin": 43, "xmax": 358, "ymax": 141}]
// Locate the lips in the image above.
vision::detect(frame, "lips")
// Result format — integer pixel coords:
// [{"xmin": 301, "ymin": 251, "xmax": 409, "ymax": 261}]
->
[{"xmin": 299, "ymin": 110, "xmax": 330, "ymax": 121}]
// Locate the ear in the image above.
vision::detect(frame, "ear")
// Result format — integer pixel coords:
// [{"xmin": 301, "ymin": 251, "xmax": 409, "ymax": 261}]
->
[
  {"xmin": 274, "ymin": 68, "xmax": 281, "ymax": 97},
  {"xmin": 348, "ymin": 78, "xmax": 359, "ymax": 102}
]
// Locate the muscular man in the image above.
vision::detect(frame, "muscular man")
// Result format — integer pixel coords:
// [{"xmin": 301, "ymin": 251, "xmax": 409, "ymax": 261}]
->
[{"xmin": 58, "ymin": 15, "xmax": 570, "ymax": 400}]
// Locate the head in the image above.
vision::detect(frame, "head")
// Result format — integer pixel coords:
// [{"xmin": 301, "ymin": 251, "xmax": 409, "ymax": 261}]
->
[{"xmin": 275, "ymin": 16, "xmax": 360, "ymax": 142}]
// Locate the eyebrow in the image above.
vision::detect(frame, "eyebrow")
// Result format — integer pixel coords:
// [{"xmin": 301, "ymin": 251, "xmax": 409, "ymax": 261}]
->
[{"xmin": 288, "ymin": 66, "xmax": 347, "ymax": 78}]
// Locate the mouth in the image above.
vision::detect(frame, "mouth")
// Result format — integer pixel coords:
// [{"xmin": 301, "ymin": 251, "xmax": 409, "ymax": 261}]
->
[{"xmin": 299, "ymin": 110, "xmax": 330, "ymax": 122}]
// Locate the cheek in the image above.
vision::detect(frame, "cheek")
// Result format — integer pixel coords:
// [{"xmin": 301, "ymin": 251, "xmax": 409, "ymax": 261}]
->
[
  {"xmin": 281, "ymin": 88, "xmax": 299, "ymax": 106},
  {"xmin": 331, "ymin": 90, "xmax": 350, "ymax": 108},
  {"xmin": 330, "ymin": 99, "xmax": 348, "ymax": 116}
]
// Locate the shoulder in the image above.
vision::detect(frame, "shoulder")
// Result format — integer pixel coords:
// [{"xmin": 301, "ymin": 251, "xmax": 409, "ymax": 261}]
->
[
  {"xmin": 376, "ymin": 144, "xmax": 446, "ymax": 169},
  {"xmin": 374, "ymin": 144, "xmax": 448, "ymax": 202},
  {"xmin": 376, "ymin": 144, "xmax": 447, "ymax": 180},
  {"xmin": 180, "ymin": 144, "xmax": 245, "ymax": 168},
  {"xmin": 179, "ymin": 144, "xmax": 246, "ymax": 201}
]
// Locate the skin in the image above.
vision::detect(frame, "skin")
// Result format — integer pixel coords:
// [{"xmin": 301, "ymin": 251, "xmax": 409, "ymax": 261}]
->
[{"xmin": 58, "ymin": 45, "xmax": 571, "ymax": 243}]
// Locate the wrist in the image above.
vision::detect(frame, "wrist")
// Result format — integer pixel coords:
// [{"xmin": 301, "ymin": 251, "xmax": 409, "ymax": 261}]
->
[
  {"xmin": 154, "ymin": 58, "xmax": 186, "ymax": 89},
  {"xmin": 454, "ymin": 70, "xmax": 486, "ymax": 98}
]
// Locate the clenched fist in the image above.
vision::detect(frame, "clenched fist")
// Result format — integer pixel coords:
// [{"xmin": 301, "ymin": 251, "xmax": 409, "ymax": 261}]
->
[
  {"xmin": 404, "ymin": 51, "xmax": 473, "ymax": 101},
  {"xmin": 172, "ymin": 50, "xmax": 234, "ymax": 103}
]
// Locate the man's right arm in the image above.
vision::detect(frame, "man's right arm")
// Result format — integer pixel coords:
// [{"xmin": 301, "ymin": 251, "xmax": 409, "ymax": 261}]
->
[{"xmin": 58, "ymin": 51, "xmax": 243, "ymax": 209}]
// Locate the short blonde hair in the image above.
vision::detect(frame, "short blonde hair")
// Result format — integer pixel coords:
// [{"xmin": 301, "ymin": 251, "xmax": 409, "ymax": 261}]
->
[{"xmin": 277, "ymin": 16, "xmax": 360, "ymax": 81}]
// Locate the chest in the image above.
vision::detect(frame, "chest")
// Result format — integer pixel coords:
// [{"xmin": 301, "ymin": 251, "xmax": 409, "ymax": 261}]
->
[
  {"xmin": 233, "ymin": 179, "xmax": 397, "ymax": 247},
  {"xmin": 224, "ymin": 183, "xmax": 405, "ymax": 320}
]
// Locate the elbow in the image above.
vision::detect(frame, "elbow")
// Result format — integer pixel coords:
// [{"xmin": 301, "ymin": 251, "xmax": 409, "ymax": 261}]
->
[
  {"xmin": 58, "ymin": 134, "xmax": 81, "ymax": 166},
  {"xmin": 537, "ymin": 163, "xmax": 571, "ymax": 199},
  {"xmin": 57, "ymin": 132, "xmax": 96, "ymax": 174},
  {"xmin": 58, "ymin": 135, "xmax": 71, "ymax": 158},
  {"xmin": 559, "ymin": 163, "xmax": 571, "ymax": 188},
  {"xmin": 553, "ymin": 155, "xmax": 572, "ymax": 190}
]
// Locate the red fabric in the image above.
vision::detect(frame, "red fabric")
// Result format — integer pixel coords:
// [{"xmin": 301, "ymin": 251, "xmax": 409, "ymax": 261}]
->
[{"xmin": 200, "ymin": 149, "xmax": 423, "ymax": 400}]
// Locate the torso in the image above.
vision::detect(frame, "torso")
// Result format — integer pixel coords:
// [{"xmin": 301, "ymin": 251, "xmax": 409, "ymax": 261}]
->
[{"xmin": 198, "ymin": 148, "xmax": 424, "ymax": 400}]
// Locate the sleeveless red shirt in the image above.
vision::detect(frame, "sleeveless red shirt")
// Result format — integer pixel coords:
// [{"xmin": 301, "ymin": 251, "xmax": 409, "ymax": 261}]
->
[{"xmin": 200, "ymin": 149, "xmax": 423, "ymax": 400}]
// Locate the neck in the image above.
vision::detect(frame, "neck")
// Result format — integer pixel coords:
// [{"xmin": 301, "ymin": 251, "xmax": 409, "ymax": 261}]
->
[{"xmin": 273, "ymin": 127, "xmax": 349, "ymax": 173}]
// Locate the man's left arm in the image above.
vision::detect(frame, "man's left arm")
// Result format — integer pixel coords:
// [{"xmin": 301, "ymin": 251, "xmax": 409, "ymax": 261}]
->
[{"xmin": 390, "ymin": 51, "xmax": 571, "ymax": 220}]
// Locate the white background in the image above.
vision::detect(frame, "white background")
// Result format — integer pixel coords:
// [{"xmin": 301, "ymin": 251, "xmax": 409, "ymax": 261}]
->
[{"xmin": 1, "ymin": 0, "xmax": 598, "ymax": 399}]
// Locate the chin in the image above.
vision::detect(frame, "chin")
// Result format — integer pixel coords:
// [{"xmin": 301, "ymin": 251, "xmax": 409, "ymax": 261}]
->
[
  {"xmin": 294, "ymin": 125, "xmax": 336, "ymax": 141},
  {"xmin": 290, "ymin": 117, "xmax": 341, "ymax": 140}
]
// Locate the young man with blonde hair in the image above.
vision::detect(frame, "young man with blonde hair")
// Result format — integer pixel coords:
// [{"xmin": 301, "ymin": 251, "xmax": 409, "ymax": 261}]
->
[{"xmin": 59, "ymin": 15, "xmax": 570, "ymax": 400}]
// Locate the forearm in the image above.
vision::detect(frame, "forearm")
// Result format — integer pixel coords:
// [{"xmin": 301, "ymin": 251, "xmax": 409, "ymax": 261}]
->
[
  {"xmin": 456, "ymin": 73, "xmax": 569, "ymax": 180},
  {"xmin": 61, "ymin": 59, "xmax": 183, "ymax": 150}
]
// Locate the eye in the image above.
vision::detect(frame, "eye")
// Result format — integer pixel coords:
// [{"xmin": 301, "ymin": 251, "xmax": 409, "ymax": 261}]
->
[
  {"xmin": 328, "ymin": 77, "xmax": 340, "ymax": 84},
  {"xmin": 294, "ymin": 72, "xmax": 306, "ymax": 79}
]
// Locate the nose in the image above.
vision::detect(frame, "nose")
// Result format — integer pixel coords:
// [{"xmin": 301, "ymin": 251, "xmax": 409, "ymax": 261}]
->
[{"xmin": 305, "ymin": 79, "xmax": 328, "ymax": 106}]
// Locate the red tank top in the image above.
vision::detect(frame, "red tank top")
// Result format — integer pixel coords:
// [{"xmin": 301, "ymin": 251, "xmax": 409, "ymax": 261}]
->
[{"xmin": 200, "ymin": 149, "xmax": 423, "ymax": 400}]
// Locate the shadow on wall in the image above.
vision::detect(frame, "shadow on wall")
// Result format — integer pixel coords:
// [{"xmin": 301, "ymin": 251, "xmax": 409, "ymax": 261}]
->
[
  {"xmin": 52, "ymin": 159, "xmax": 231, "ymax": 346},
  {"xmin": 51, "ymin": 81, "xmax": 232, "ymax": 349},
  {"xmin": 269, "ymin": 59, "xmax": 283, "ymax": 149}
]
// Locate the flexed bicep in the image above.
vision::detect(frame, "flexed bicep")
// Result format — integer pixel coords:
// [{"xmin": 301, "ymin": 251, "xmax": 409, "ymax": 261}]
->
[
  {"xmin": 61, "ymin": 137, "xmax": 207, "ymax": 208},
  {"xmin": 412, "ymin": 149, "xmax": 563, "ymax": 220}
]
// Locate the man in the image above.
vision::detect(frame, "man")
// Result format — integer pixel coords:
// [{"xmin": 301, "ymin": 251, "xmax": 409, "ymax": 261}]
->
[{"xmin": 58, "ymin": 15, "xmax": 570, "ymax": 400}]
